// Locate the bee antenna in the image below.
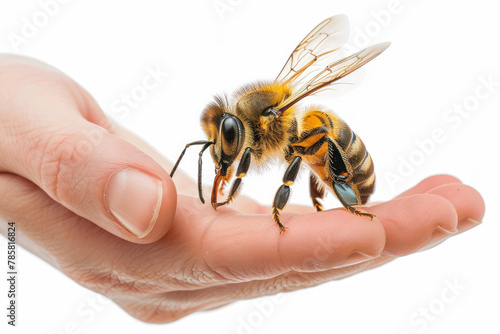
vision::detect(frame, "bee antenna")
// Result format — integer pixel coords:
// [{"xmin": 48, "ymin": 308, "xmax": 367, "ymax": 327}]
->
[
  {"xmin": 170, "ymin": 140, "xmax": 211, "ymax": 178},
  {"xmin": 197, "ymin": 141, "xmax": 215, "ymax": 204}
]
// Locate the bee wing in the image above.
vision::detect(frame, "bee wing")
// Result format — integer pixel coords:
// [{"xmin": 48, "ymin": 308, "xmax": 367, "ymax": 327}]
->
[
  {"xmin": 278, "ymin": 42, "xmax": 391, "ymax": 112},
  {"xmin": 276, "ymin": 15, "xmax": 350, "ymax": 85}
]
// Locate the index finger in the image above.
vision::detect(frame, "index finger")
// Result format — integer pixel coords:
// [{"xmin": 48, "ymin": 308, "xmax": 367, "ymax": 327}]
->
[{"xmin": 168, "ymin": 195, "xmax": 386, "ymax": 283}]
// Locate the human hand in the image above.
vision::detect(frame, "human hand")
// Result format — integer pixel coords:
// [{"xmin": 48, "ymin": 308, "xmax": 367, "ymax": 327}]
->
[{"xmin": 0, "ymin": 55, "xmax": 485, "ymax": 323}]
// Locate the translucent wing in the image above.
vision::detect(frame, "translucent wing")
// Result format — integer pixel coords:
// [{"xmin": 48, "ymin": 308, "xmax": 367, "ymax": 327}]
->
[
  {"xmin": 278, "ymin": 42, "xmax": 391, "ymax": 112},
  {"xmin": 276, "ymin": 15, "xmax": 350, "ymax": 86}
]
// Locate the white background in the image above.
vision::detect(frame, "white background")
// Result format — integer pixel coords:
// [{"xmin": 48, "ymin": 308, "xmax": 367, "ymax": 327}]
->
[{"xmin": 1, "ymin": 0, "xmax": 499, "ymax": 333}]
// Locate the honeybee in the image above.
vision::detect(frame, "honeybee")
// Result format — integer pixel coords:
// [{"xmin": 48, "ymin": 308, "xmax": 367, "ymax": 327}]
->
[{"xmin": 170, "ymin": 15, "xmax": 390, "ymax": 231}]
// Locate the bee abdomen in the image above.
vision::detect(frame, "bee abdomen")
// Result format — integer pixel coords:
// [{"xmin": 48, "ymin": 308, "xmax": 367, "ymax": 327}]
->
[
  {"xmin": 347, "ymin": 131, "xmax": 375, "ymax": 204},
  {"xmin": 345, "ymin": 132, "xmax": 365, "ymax": 168},
  {"xmin": 353, "ymin": 152, "xmax": 375, "ymax": 204},
  {"xmin": 295, "ymin": 109, "xmax": 375, "ymax": 204}
]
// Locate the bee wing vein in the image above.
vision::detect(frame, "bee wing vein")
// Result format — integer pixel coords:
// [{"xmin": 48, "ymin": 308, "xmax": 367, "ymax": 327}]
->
[
  {"xmin": 276, "ymin": 15, "xmax": 349, "ymax": 85},
  {"xmin": 278, "ymin": 42, "xmax": 390, "ymax": 111}
]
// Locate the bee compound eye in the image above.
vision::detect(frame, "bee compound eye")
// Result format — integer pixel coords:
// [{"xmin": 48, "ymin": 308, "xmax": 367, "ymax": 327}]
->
[
  {"xmin": 220, "ymin": 115, "xmax": 244, "ymax": 162},
  {"xmin": 222, "ymin": 117, "xmax": 237, "ymax": 144}
]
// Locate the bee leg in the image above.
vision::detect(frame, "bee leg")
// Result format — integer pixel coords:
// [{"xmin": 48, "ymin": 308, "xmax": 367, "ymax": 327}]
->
[
  {"xmin": 272, "ymin": 156, "xmax": 302, "ymax": 232},
  {"xmin": 327, "ymin": 138, "xmax": 374, "ymax": 220},
  {"xmin": 170, "ymin": 140, "xmax": 211, "ymax": 177},
  {"xmin": 309, "ymin": 173, "xmax": 325, "ymax": 212},
  {"xmin": 332, "ymin": 178, "xmax": 375, "ymax": 220},
  {"xmin": 346, "ymin": 206, "xmax": 375, "ymax": 220},
  {"xmin": 212, "ymin": 147, "xmax": 252, "ymax": 209}
]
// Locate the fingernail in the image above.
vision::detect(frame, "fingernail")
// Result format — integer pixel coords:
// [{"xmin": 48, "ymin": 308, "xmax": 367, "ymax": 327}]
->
[{"xmin": 106, "ymin": 168, "xmax": 163, "ymax": 238}]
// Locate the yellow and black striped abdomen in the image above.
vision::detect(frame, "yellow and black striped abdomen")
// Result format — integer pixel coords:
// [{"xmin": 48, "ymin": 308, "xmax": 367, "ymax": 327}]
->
[
  {"xmin": 346, "ymin": 131, "xmax": 375, "ymax": 204},
  {"xmin": 292, "ymin": 109, "xmax": 375, "ymax": 204}
]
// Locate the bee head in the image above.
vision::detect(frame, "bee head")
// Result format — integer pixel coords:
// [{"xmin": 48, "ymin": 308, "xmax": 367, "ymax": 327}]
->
[{"xmin": 201, "ymin": 96, "xmax": 245, "ymax": 175}]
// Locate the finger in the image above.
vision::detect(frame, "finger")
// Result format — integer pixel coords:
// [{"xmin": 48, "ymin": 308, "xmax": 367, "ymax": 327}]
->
[
  {"xmin": 425, "ymin": 183, "xmax": 484, "ymax": 226},
  {"xmin": 417, "ymin": 183, "xmax": 485, "ymax": 251},
  {"xmin": 0, "ymin": 58, "xmax": 175, "ymax": 243},
  {"xmin": 168, "ymin": 195, "xmax": 386, "ymax": 282}
]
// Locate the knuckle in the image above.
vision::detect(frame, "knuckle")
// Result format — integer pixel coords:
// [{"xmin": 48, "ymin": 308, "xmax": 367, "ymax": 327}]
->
[{"xmin": 37, "ymin": 128, "xmax": 92, "ymax": 204}]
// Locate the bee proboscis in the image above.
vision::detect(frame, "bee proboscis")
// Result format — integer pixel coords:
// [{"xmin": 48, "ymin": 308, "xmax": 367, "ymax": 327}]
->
[{"xmin": 170, "ymin": 14, "xmax": 390, "ymax": 231}]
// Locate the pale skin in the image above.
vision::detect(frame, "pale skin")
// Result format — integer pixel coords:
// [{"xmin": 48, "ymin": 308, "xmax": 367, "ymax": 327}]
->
[{"xmin": 0, "ymin": 54, "xmax": 485, "ymax": 323}]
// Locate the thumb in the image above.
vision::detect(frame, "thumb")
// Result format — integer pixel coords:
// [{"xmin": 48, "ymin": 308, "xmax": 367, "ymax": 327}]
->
[
  {"xmin": 5, "ymin": 121, "xmax": 176, "ymax": 243},
  {"xmin": 0, "ymin": 58, "xmax": 176, "ymax": 243}
]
